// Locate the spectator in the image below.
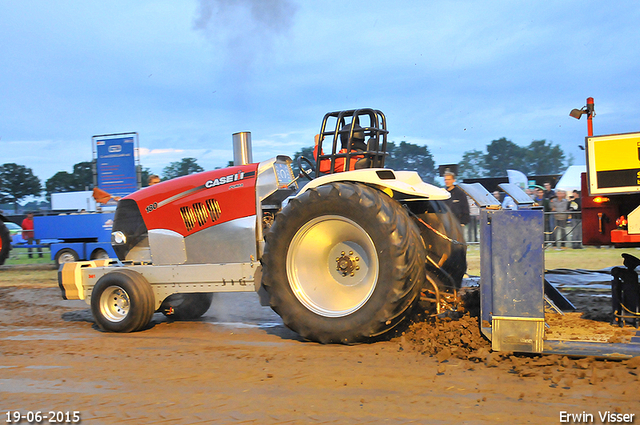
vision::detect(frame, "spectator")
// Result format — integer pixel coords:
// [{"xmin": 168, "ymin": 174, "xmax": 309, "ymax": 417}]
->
[
  {"xmin": 533, "ymin": 188, "xmax": 545, "ymax": 206},
  {"xmin": 525, "ymin": 188, "xmax": 535, "ymax": 200},
  {"xmin": 444, "ymin": 172, "xmax": 470, "ymax": 229},
  {"xmin": 543, "ymin": 182, "xmax": 556, "ymax": 200},
  {"xmin": 534, "ymin": 188, "xmax": 553, "ymax": 242},
  {"xmin": 148, "ymin": 174, "xmax": 161, "ymax": 186},
  {"xmin": 502, "ymin": 195, "xmax": 517, "ymax": 210},
  {"xmin": 467, "ymin": 199, "xmax": 480, "ymax": 242},
  {"xmin": 569, "ymin": 190, "xmax": 582, "ymax": 249},
  {"xmin": 21, "ymin": 212, "xmax": 42, "ymax": 258},
  {"xmin": 550, "ymin": 190, "xmax": 569, "ymax": 247}
]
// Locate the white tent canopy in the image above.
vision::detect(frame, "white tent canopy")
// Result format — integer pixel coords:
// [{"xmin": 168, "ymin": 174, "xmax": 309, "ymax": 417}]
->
[{"xmin": 554, "ymin": 165, "xmax": 586, "ymax": 193}]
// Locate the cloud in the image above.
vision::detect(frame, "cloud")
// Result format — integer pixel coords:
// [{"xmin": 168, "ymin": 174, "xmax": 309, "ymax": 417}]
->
[{"xmin": 138, "ymin": 148, "xmax": 186, "ymax": 156}]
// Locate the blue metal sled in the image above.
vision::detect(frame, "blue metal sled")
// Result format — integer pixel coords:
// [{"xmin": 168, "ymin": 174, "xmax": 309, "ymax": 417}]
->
[{"xmin": 460, "ymin": 183, "xmax": 640, "ymax": 359}]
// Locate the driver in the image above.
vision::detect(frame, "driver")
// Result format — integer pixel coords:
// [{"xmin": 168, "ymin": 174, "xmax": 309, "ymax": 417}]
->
[{"xmin": 313, "ymin": 122, "xmax": 366, "ymax": 173}]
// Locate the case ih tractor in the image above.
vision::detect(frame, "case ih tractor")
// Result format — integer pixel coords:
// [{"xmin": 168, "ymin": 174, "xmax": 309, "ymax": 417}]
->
[{"xmin": 59, "ymin": 109, "xmax": 466, "ymax": 343}]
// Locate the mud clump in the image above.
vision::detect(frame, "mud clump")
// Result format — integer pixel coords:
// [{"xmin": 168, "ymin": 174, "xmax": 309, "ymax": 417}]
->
[
  {"xmin": 402, "ymin": 313, "xmax": 491, "ymax": 361},
  {"xmin": 400, "ymin": 286, "xmax": 489, "ymax": 361},
  {"xmin": 399, "ymin": 285, "xmax": 640, "ymax": 386}
]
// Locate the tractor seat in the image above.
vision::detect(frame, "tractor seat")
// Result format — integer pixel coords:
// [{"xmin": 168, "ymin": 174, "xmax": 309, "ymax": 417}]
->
[{"xmin": 353, "ymin": 137, "xmax": 380, "ymax": 170}]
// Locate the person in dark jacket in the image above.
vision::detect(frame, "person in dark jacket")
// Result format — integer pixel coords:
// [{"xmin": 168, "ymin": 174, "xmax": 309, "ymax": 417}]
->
[{"xmin": 444, "ymin": 172, "xmax": 470, "ymax": 226}]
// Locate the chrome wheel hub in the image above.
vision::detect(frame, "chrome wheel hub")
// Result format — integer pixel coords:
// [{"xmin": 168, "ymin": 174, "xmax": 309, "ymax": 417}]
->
[
  {"xmin": 99, "ymin": 285, "xmax": 130, "ymax": 322},
  {"xmin": 286, "ymin": 215, "xmax": 378, "ymax": 317}
]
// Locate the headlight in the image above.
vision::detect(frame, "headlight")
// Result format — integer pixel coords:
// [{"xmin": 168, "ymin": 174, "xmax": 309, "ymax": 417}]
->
[{"xmin": 112, "ymin": 231, "xmax": 127, "ymax": 245}]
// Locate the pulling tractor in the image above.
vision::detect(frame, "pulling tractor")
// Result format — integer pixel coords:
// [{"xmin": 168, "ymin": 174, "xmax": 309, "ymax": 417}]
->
[{"xmin": 59, "ymin": 108, "xmax": 466, "ymax": 343}]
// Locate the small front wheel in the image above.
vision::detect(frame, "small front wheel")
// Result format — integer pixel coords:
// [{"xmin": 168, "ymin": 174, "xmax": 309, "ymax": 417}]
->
[{"xmin": 91, "ymin": 269, "xmax": 155, "ymax": 332}]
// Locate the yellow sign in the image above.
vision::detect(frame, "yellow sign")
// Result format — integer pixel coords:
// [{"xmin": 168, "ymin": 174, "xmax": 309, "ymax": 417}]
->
[{"xmin": 586, "ymin": 132, "xmax": 640, "ymax": 195}]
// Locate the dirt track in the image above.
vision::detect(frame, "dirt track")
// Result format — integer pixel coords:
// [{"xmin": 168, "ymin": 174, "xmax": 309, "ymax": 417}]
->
[{"xmin": 1, "ymin": 281, "xmax": 639, "ymax": 424}]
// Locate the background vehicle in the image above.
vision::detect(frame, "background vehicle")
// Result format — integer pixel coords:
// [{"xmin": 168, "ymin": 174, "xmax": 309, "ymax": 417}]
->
[
  {"xmin": 35, "ymin": 213, "xmax": 116, "ymax": 265},
  {"xmin": 4, "ymin": 221, "xmax": 23, "ymax": 245},
  {"xmin": 59, "ymin": 109, "xmax": 466, "ymax": 343}
]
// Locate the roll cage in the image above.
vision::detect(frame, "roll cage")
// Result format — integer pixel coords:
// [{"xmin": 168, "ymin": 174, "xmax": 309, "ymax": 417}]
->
[{"xmin": 314, "ymin": 108, "xmax": 389, "ymax": 178}]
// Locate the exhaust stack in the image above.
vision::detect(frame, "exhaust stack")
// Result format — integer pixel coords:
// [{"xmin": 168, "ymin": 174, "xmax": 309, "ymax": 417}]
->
[{"xmin": 232, "ymin": 132, "xmax": 253, "ymax": 166}]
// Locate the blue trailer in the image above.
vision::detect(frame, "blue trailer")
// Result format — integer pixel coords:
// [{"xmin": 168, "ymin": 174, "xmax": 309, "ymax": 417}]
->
[{"xmin": 34, "ymin": 213, "xmax": 116, "ymax": 265}]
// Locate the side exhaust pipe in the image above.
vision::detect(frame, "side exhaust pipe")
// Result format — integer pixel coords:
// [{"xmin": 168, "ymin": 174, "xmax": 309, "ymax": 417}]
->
[{"xmin": 232, "ymin": 132, "xmax": 253, "ymax": 166}]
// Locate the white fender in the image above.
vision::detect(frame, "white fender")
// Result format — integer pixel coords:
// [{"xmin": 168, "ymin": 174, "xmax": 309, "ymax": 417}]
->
[{"xmin": 296, "ymin": 168, "xmax": 450, "ymax": 200}]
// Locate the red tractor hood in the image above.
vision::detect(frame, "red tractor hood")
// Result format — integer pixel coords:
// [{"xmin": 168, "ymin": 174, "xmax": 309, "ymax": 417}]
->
[{"xmin": 124, "ymin": 164, "xmax": 259, "ymax": 237}]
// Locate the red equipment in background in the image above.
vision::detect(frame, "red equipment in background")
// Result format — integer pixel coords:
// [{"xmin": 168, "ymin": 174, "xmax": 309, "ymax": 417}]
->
[{"xmin": 575, "ymin": 98, "xmax": 640, "ymax": 247}]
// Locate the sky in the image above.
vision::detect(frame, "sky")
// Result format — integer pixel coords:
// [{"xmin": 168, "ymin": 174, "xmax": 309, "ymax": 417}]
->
[{"xmin": 1, "ymin": 0, "xmax": 640, "ymax": 188}]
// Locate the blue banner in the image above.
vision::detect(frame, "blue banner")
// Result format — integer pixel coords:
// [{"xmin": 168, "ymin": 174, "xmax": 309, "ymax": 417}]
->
[{"xmin": 95, "ymin": 135, "xmax": 138, "ymax": 199}]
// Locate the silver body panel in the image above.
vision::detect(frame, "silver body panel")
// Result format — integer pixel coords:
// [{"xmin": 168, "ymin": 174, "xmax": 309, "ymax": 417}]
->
[
  {"xmin": 148, "ymin": 229, "xmax": 187, "ymax": 265},
  {"xmin": 81, "ymin": 262, "xmax": 260, "ymax": 310},
  {"xmin": 184, "ymin": 215, "xmax": 257, "ymax": 264}
]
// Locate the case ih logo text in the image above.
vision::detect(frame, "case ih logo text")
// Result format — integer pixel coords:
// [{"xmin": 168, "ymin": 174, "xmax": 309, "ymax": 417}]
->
[{"xmin": 205, "ymin": 171, "xmax": 245, "ymax": 189}]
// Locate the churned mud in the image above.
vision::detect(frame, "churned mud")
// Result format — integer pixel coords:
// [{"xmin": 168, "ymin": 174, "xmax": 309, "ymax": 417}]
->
[{"xmin": 0, "ymin": 274, "xmax": 639, "ymax": 424}]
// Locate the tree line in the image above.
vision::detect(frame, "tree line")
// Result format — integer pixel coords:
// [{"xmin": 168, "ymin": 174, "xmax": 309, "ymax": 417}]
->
[
  {"xmin": 457, "ymin": 137, "xmax": 569, "ymax": 179},
  {"xmin": 1, "ymin": 137, "xmax": 568, "ymax": 212},
  {"xmin": 0, "ymin": 158, "xmax": 204, "ymax": 212}
]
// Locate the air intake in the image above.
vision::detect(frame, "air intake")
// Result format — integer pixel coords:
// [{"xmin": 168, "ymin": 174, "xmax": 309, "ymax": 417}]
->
[
  {"xmin": 180, "ymin": 206, "xmax": 197, "ymax": 231},
  {"xmin": 180, "ymin": 199, "xmax": 222, "ymax": 232}
]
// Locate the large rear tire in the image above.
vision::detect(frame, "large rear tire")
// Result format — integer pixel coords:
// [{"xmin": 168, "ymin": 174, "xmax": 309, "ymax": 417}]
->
[
  {"xmin": 262, "ymin": 182, "xmax": 426, "ymax": 344},
  {"xmin": 407, "ymin": 200, "xmax": 467, "ymax": 292},
  {"xmin": 91, "ymin": 269, "xmax": 155, "ymax": 332},
  {"xmin": 160, "ymin": 293, "xmax": 213, "ymax": 320},
  {"xmin": 0, "ymin": 221, "xmax": 11, "ymax": 266}
]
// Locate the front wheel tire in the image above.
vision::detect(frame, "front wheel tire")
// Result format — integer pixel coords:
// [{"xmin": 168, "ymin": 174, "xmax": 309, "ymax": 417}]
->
[
  {"xmin": 262, "ymin": 182, "xmax": 426, "ymax": 344},
  {"xmin": 91, "ymin": 269, "xmax": 155, "ymax": 332}
]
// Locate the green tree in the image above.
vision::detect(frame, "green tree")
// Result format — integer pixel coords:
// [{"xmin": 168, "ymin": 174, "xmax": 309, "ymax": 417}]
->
[
  {"xmin": 46, "ymin": 171, "xmax": 76, "ymax": 194},
  {"xmin": 459, "ymin": 138, "xmax": 568, "ymax": 178},
  {"xmin": 162, "ymin": 158, "xmax": 204, "ymax": 180},
  {"xmin": 524, "ymin": 139, "xmax": 566, "ymax": 175},
  {"xmin": 385, "ymin": 141, "xmax": 436, "ymax": 184},
  {"xmin": 140, "ymin": 167, "xmax": 152, "ymax": 187},
  {"xmin": 0, "ymin": 163, "xmax": 42, "ymax": 212},
  {"xmin": 72, "ymin": 161, "xmax": 94, "ymax": 190},
  {"xmin": 45, "ymin": 161, "xmax": 95, "ymax": 195},
  {"xmin": 457, "ymin": 149, "xmax": 487, "ymax": 179},
  {"xmin": 484, "ymin": 138, "xmax": 527, "ymax": 178}
]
